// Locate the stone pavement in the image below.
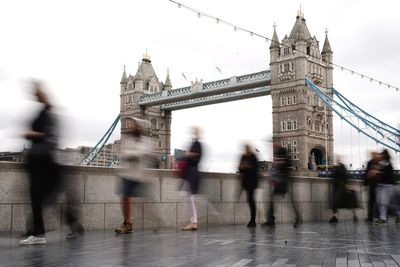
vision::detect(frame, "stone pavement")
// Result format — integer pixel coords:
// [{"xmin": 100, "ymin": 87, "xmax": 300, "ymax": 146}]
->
[{"xmin": 1, "ymin": 222, "xmax": 400, "ymax": 266}]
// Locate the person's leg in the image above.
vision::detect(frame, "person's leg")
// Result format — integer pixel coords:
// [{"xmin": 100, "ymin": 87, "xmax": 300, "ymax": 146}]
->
[
  {"xmin": 182, "ymin": 194, "xmax": 198, "ymax": 230},
  {"xmin": 29, "ymin": 164, "xmax": 45, "ymax": 237},
  {"xmin": 367, "ymin": 186, "xmax": 375, "ymax": 221},
  {"xmin": 376, "ymin": 185, "xmax": 391, "ymax": 222},
  {"xmin": 122, "ymin": 196, "xmax": 131, "ymax": 223},
  {"xmin": 189, "ymin": 194, "xmax": 198, "ymax": 223},
  {"xmin": 246, "ymin": 188, "xmax": 256, "ymax": 223},
  {"xmin": 115, "ymin": 179, "xmax": 133, "ymax": 234}
]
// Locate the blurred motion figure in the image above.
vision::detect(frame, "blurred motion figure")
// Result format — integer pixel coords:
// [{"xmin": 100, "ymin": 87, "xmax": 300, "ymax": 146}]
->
[
  {"xmin": 20, "ymin": 81, "xmax": 59, "ymax": 245},
  {"xmin": 238, "ymin": 143, "xmax": 259, "ymax": 227},
  {"xmin": 115, "ymin": 117, "xmax": 150, "ymax": 234},
  {"xmin": 182, "ymin": 126, "xmax": 202, "ymax": 231}
]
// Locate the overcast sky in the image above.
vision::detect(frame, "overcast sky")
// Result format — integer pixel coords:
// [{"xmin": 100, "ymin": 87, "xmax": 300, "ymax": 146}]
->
[{"xmin": 0, "ymin": 0, "xmax": 399, "ymax": 171}]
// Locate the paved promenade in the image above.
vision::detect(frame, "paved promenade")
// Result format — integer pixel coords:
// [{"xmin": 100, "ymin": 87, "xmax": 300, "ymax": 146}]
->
[{"xmin": 1, "ymin": 222, "xmax": 400, "ymax": 266}]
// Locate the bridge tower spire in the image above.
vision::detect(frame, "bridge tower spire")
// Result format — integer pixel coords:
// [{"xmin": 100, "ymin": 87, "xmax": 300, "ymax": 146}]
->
[{"xmin": 270, "ymin": 12, "xmax": 334, "ymax": 172}]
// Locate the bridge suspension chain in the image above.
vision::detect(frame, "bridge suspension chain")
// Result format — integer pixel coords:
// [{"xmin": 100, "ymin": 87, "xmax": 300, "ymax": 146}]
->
[
  {"xmin": 305, "ymin": 78, "xmax": 400, "ymax": 153},
  {"xmin": 79, "ymin": 115, "xmax": 120, "ymax": 166}
]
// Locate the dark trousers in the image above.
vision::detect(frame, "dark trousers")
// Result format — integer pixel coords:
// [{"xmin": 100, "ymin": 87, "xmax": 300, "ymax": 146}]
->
[
  {"xmin": 27, "ymin": 155, "xmax": 59, "ymax": 236},
  {"xmin": 246, "ymin": 188, "xmax": 256, "ymax": 222},
  {"xmin": 367, "ymin": 185, "xmax": 377, "ymax": 220},
  {"xmin": 267, "ymin": 190, "xmax": 299, "ymax": 222}
]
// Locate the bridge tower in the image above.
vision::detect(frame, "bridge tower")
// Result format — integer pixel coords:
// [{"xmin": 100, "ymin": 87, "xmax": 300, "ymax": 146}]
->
[
  {"xmin": 270, "ymin": 11, "xmax": 334, "ymax": 171},
  {"xmin": 120, "ymin": 53, "xmax": 172, "ymax": 169}
]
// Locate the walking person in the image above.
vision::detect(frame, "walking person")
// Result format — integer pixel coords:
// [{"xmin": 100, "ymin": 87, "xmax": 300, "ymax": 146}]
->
[
  {"xmin": 364, "ymin": 152, "xmax": 380, "ymax": 223},
  {"xmin": 115, "ymin": 117, "xmax": 150, "ymax": 234},
  {"xmin": 262, "ymin": 141, "xmax": 299, "ymax": 228},
  {"xmin": 329, "ymin": 156, "xmax": 359, "ymax": 224},
  {"xmin": 375, "ymin": 149, "xmax": 394, "ymax": 225},
  {"xmin": 20, "ymin": 81, "xmax": 59, "ymax": 245},
  {"xmin": 182, "ymin": 127, "xmax": 202, "ymax": 231},
  {"xmin": 238, "ymin": 144, "xmax": 259, "ymax": 227}
]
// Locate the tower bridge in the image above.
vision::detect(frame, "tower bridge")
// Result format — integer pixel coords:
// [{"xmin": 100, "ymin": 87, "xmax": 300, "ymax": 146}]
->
[
  {"xmin": 81, "ymin": 12, "xmax": 399, "ymax": 171},
  {"xmin": 120, "ymin": 13, "xmax": 334, "ymax": 171}
]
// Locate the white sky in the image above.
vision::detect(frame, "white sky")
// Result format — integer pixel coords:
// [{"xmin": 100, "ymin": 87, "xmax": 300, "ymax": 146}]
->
[{"xmin": 0, "ymin": 0, "xmax": 399, "ymax": 171}]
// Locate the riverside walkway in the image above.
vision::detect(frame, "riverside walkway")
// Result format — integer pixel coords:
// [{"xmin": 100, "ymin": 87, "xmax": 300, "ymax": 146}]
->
[{"xmin": 1, "ymin": 222, "xmax": 400, "ymax": 266}]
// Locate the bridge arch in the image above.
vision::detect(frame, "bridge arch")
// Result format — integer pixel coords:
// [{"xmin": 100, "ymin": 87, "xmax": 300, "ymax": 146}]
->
[{"xmin": 309, "ymin": 146, "xmax": 325, "ymax": 169}]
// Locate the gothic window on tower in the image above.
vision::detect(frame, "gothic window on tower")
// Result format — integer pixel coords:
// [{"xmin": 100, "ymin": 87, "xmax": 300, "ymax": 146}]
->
[
  {"xmin": 284, "ymin": 63, "xmax": 290, "ymax": 72},
  {"xmin": 151, "ymin": 119, "xmax": 157, "ymax": 129},
  {"xmin": 287, "ymin": 121, "xmax": 292, "ymax": 131},
  {"xmin": 283, "ymin": 47, "xmax": 289, "ymax": 55},
  {"xmin": 282, "ymin": 141, "xmax": 286, "ymax": 147},
  {"xmin": 281, "ymin": 122, "xmax": 287, "ymax": 131},
  {"xmin": 287, "ymin": 96, "xmax": 291, "ymax": 105},
  {"xmin": 293, "ymin": 120, "xmax": 297, "ymax": 130},
  {"xmin": 292, "ymin": 95, "xmax": 297, "ymax": 104},
  {"xmin": 280, "ymin": 97, "xmax": 285, "ymax": 106},
  {"xmin": 315, "ymin": 120, "xmax": 320, "ymax": 132}
]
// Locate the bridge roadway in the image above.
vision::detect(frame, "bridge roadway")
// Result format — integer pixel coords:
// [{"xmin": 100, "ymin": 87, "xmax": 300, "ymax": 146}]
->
[{"xmin": 2, "ymin": 222, "xmax": 400, "ymax": 266}]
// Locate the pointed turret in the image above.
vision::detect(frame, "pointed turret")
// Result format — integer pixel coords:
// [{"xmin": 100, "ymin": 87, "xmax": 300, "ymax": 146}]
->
[
  {"xmin": 322, "ymin": 32, "xmax": 332, "ymax": 54},
  {"xmin": 120, "ymin": 65, "xmax": 127, "ymax": 84},
  {"xmin": 164, "ymin": 69, "xmax": 172, "ymax": 90},
  {"xmin": 270, "ymin": 25, "xmax": 280, "ymax": 49},
  {"xmin": 289, "ymin": 12, "xmax": 312, "ymax": 41}
]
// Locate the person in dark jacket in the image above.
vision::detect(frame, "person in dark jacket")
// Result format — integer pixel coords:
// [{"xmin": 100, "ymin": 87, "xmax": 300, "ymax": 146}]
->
[
  {"xmin": 238, "ymin": 144, "xmax": 259, "ymax": 227},
  {"xmin": 20, "ymin": 81, "xmax": 59, "ymax": 245},
  {"xmin": 375, "ymin": 149, "xmax": 394, "ymax": 224},
  {"xmin": 364, "ymin": 152, "xmax": 380, "ymax": 223},
  {"xmin": 262, "ymin": 141, "xmax": 299, "ymax": 228},
  {"xmin": 182, "ymin": 126, "xmax": 202, "ymax": 231},
  {"xmin": 329, "ymin": 156, "xmax": 359, "ymax": 224}
]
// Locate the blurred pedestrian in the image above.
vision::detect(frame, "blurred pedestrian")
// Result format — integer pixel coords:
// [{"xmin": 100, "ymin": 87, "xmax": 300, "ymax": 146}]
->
[
  {"xmin": 238, "ymin": 144, "xmax": 259, "ymax": 227},
  {"xmin": 20, "ymin": 81, "xmax": 59, "ymax": 245},
  {"xmin": 182, "ymin": 127, "xmax": 202, "ymax": 231},
  {"xmin": 364, "ymin": 152, "xmax": 380, "ymax": 223},
  {"xmin": 115, "ymin": 117, "xmax": 150, "ymax": 234},
  {"xmin": 262, "ymin": 141, "xmax": 299, "ymax": 228},
  {"xmin": 375, "ymin": 149, "xmax": 394, "ymax": 225},
  {"xmin": 329, "ymin": 156, "xmax": 359, "ymax": 224}
]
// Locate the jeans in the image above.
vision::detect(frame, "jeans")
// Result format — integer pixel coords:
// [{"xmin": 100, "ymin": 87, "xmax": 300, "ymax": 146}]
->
[{"xmin": 376, "ymin": 184, "xmax": 393, "ymax": 220}]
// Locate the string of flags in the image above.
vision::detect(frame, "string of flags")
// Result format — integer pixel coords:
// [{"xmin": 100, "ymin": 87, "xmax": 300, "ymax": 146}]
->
[{"xmin": 168, "ymin": 0, "xmax": 399, "ymax": 92}]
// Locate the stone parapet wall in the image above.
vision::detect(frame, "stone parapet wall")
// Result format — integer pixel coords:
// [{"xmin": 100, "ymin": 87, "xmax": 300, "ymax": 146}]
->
[{"xmin": 0, "ymin": 162, "xmax": 367, "ymax": 232}]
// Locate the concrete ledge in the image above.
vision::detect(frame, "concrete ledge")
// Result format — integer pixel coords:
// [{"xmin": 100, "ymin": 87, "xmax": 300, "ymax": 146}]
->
[{"xmin": 0, "ymin": 162, "xmax": 366, "ymax": 232}]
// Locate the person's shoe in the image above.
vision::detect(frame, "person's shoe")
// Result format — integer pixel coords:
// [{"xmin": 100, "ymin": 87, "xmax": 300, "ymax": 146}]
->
[
  {"xmin": 19, "ymin": 235, "xmax": 46, "ymax": 245},
  {"xmin": 182, "ymin": 223, "xmax": 197, "ymax": 231},
  {"xmin": 115, "ymin": 222, "xmax": 133, "ymax": 234},
  {"xmin": 247, "ymin": 221, "xmax": 257, "ymax": 228},
  {"xmin": 365, "ymin": 218, "xmax": 373, "ymax": 223},
  {"xmin": 293, "ymin": 220, "xmax": 300, "ymax": 228},
  {"xmin": 353, "ymin": 215, "xmax": 359, "ymax": 223},
  {"xmin": 261, "ymin": 220, "xmax": 275, "ymax": 227},
  {"xmin": 329, "ymin": 216, "xmax": 338, "ymax": 224},
  {"xmin": 396, "ymin": 217, "xmax": 400, "ymax": 224},
  {"xmin": 374, "ymin": 219, "xmax": 387, "ymax": 225}
]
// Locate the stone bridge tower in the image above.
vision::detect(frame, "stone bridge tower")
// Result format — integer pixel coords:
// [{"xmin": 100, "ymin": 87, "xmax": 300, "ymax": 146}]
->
[
  {"xmin": 270, "ymin": 11, "xmax": 334, "ymax": 171},
  {"xmin": 120, "ymin": 53, "xmax": 172, "ymax": 169}
]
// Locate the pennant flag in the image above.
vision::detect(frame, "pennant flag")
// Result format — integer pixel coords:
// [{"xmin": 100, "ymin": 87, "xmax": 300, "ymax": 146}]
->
[
  {"xmin": 182, "ymin": 72, "xmax": 187, "ymax": 80},
  {"xmin": 216, "ymin": 66, "xmax": 222, "ymax": 73},
  {"xmin": 255, "ymin": 148, "xmax": 260, "ymax": 153}
]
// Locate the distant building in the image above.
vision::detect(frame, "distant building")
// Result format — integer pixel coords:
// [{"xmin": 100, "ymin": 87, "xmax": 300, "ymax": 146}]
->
[
  {"xmin": 257, "ymin": 160, "xmax": 273, "ymax": 172},
  {"xmin": 0, "ymin": 151, "xmax": 24, "ymax": 162}
]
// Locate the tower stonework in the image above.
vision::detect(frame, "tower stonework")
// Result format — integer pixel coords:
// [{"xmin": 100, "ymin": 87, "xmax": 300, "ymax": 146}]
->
[
  {"xmin": 270, "ymin": 13, "xmax": 334, "ymax": 171},
  {"xmin": 120, "ymin": 54, "xmax": 172, "ymax": 169}
]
